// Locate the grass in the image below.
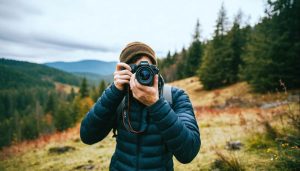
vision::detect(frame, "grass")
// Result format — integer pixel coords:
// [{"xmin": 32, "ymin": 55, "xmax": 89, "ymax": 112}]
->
[
  {"xmin": 213, "ymin": 151, "xmax": 245, "ymax": 171},
  {"xmin": 0, "ymin": 130, "xmax": 116, "ymax": 171},
  {"xmin": 1, "ymin": 77, "xmax": 299, "ymax": 171}
]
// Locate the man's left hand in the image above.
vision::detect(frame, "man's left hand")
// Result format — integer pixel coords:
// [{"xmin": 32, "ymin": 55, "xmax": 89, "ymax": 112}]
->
[{"xmin": 130, "ymin": 74, "xmax": 159, "ymax": 106}]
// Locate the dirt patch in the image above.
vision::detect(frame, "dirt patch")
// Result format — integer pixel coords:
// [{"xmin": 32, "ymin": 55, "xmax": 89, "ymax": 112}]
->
[
  {"xmin": 48, "ymin": 146, "xmax": 76, "ymax": 154},
  {"xmin": 73, "ymin": 164, "xmax": 94, "ymax": 170}
]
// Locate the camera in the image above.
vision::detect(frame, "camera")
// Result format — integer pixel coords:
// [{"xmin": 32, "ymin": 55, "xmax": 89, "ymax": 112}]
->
[{"xmin": 130, "ymin": 61, "xmax": 159, "ymax": 86}]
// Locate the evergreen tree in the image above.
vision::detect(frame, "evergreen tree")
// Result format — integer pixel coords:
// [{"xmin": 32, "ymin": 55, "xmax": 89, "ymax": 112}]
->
[
  {"xmin": 185, "ymin": 19, "xmax": 203, "ymax": 77},
  {"xmin": 177, "ymin": 47, "xmax": 187, "ymax": 79},
  {"xmin": 240, "ymin": 0, "xmax": 300, "ymax": 92},
  {"xmin": 91, "ymin": 80, "xmax": 106, "ymax": 102},
  {"xmin": 0, "ymin": 118, "xmax": 13, "ymax": 147},
  {"xmin": 98, "ymin": 80, "xmax": 106, "ymax": 97},
  {"xmin": 12, "ymin": 110, "xmax": 21, "ymax": 143},
  {"xmin": 90, "ymin": 85, "xmax": 97, "ymax": 101},
  {"xmin": 198, "ymin": 3, "xmax": 232, "ymax": 89},
  {"xmin": 215, "ymin": 3, "xmax": 228, "ymax": 37},
  {"xmin": 79, "ymin": 78, "xmax": 89, "ymax": 98},
  {"xmin": 21, "ymin": 113, "xmax": 39, "ymax": 140},
  {"xmin": 70, "ymin": 96, "xmax": 81, "ymax": 124},
  {"xmin": 226, "ymin": 10, "xmax": 249, "ymax": 83},
  {"xmin": 67, "ymin": 87, "xmax": 76, "ymax": 102},
  {"xmin": 45, "ymin": 92, "xmax": 56, "ymax": 114},
  {"xmin": 54, "ymin": 102, "xmax": 72, "ymax": 131},
  {"xmin": 164, "ymin": 51, "xmax": 172, "ymax": 68}
]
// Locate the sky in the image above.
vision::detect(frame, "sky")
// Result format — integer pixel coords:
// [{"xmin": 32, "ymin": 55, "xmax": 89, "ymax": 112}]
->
[{"xmin": 0, "ymin": 0, "xmax": 266, "ymax": 63}]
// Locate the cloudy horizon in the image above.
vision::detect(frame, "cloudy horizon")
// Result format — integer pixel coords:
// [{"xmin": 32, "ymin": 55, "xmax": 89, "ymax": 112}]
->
[{"xmin": 0, "ymin": 0, "xmax": 265, "ymax": 64}]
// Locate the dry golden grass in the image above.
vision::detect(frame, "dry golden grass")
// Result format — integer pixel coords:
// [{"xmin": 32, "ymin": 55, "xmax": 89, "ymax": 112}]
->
[
  {"xmin": 168, "ymin": 77, "xmax": 250, "ymax": 107},
  {"xmin": 168, "ymin": 76, "xmax": 289, "ymax": 108},
  {"xmin": 1, "ymin": 77, "xmax": 298, "ymax": 171}
]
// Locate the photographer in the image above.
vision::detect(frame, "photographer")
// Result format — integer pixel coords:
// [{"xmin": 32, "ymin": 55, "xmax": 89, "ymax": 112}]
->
[{"xmin": 80, "ymin": 42, "xmax": 201, "ymax": 171}]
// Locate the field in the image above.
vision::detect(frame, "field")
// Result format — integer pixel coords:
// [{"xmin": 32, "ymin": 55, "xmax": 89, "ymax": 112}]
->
[{"xmin": 1, "ymin": 77, "xmax": 299, "ymax": 171}]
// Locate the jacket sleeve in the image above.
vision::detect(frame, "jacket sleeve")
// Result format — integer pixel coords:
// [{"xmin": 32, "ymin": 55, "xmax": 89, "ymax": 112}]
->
[
  {"xmin": 80, "ymin": 83, "xmax": 125, "ymax": 145},
  {"xmin": 146, "ymin": 87, "xmax": 200, "ymax": 164}
]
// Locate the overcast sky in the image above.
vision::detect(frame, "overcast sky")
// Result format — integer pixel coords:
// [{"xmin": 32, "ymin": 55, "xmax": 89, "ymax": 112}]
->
[{"xmin": 0, "ymin": 0, "xmax": 266, "ymax": 63}]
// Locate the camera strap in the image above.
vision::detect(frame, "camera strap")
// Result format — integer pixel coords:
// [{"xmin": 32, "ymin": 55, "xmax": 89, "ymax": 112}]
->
[
  {"xmin": 112, "ymin": 84, "xmax": 173, "ymax": 137},
  {"xmin": 122, "ymin": 86, "xmax": 147, "ymax": 134}
]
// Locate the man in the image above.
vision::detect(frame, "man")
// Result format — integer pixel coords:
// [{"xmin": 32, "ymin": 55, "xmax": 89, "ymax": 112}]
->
[{"xmin": 80, "ymin": 42, "xmax": 201, "ymax": 170}]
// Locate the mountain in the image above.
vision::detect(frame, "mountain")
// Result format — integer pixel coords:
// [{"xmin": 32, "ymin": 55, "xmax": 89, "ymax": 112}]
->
[
  {"xmin": 0, "ymin": 58, "xmax": 81, "ymax": 89},
  {"xmin": 44, "ymin": 60, "xmax": 117, "ymax": 76},
  {"xmin": 73, "ymin": 72, "xmax": 114, "ymax": 85}
]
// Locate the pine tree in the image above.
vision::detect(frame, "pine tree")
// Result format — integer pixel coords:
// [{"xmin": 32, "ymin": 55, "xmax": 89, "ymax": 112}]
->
[
  {"xmin": 226, "ymin": 10, "xmax": 249, "ymax": 83},
  {"xmin": 0, "ymin": 118, "xmax": 13, "ymax": 147},
  {"xmin": 68, "ymin": 87, "xmax": 76, "ymax": 102},
  {"xmin": 185, "ymin": 19, "xmax": 203, "ymax": 77},
  {"xmin": 240, "ymin": 0, "xmax": 300, "ymax": 92},
  {"xmin": 54, "ymin": 102, "xmax": 72, "ymax": 131},
  {"xmin": 12, "ymin": 110, "xmax": 21, "ymax": 143},
  {"xmin": 92, "ymin": 80, "xmax": 106, "ymax": 102},
  {"xmin": 98, "ymin": 80, "xmax": 106, "ymax": 97},
  {"xmin": 198, "ymin": 3, "xmax": 232, "ymax": 89},
  {"xmin": 165, "ymin": 51, "xmax": 172, "ymax": 67},
  {"xmin": 70, "ymin": 96, "xmax": 81, "ymax": 124},
  {"xmin": 79, "ymin": 78, "xmax": 89, "ymax": 98},
  {"xmin": 45, "ymin": 92, "xmax": 56, "ymax": 114},
  {"xmin": 21, "ymin": 113, "xmax": 39, "ymax": 140},
  {"xmin": 91, "ymin": 85, "xmax": 97, "ymax": 102},
  {"xmin": 177, "ymin": 47, "xmax": 187, "ymax": 79},
  {"xmin": 215, "ymin": 3, "xmax": 228, "ymax": 37}
]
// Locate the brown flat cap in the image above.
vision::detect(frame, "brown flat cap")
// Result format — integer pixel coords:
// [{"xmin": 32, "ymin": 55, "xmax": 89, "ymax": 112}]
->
[{"xmin": 119, "ymin": 42, "xmax": 157, "ymax": 65}]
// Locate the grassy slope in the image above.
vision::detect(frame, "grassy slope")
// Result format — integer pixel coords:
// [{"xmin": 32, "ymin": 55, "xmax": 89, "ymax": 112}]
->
[{"xmin": 0, "ymin": 77, "xmax": 298, "ymax": 171}]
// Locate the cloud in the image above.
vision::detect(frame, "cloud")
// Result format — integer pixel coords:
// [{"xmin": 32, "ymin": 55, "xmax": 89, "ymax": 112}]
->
[
  {"xmin": 0, "ymin": 0, "xmax": 42, "ymax": 21},
  {"xmin": 0, "ymin": 0, "xmax": 265, "ymax": 63},
  {"xmin": 34, "ymin": 35, "xmax": 116, "ymax": 52},
  {"xmin": 0, "ymin": 27, "xmax": 118, "ymax": 55}
]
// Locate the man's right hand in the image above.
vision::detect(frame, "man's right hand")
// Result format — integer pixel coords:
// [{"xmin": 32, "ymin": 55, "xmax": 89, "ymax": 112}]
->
[{"xmin": 113, "ymin": 62, "xmax": 132, "ymax": 91}]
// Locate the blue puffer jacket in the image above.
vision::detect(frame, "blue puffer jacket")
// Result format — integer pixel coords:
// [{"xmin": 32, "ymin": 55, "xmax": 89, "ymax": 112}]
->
[{"xmin": 80, "ymin": 83, "xmax": 201, "ymax": 171}]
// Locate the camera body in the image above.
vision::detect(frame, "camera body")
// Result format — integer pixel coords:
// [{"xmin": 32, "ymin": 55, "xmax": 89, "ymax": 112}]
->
[{"xmin": 130, "ymin": 61, "xmax": 159, "ymax": 86}]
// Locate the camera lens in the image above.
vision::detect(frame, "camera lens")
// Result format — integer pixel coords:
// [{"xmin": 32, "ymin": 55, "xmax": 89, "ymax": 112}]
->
[{"xmin": 139, "ymin": 69, "xmax": 151, "ymax": 80}]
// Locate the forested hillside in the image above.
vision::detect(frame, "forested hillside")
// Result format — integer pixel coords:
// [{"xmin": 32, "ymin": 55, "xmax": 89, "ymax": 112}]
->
[
  {"xmin": 0, "ymin": 58, "xmax": 81, "ymax": 89},
  {"xmin": 0, "ymin": 59, "xmax": 107, "ymax": 148},
  {"xmin": 158, "ymin": 0, "xmax": 300, "ymax": 92}
]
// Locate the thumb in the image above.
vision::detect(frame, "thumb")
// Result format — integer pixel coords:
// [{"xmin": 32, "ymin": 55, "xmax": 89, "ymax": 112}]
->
[{"xmin": 153, "ymin": 74, "xmax": 159, "ymax": 89}]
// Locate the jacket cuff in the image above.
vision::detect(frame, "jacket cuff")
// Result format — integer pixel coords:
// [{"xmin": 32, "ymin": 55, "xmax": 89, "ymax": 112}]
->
[
  {"xmin": 110, "ymin": 83, "xmax": 125, "ymax": 98},
  {"xmin": 146, "ymin": 97, "xmax": 170, "ymax": 121}
]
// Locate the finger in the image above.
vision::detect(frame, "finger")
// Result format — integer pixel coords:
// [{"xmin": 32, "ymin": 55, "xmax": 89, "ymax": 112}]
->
[
  {"xmin": 116, "ymin": 79, "xmax": 130, "ymax": 85},
  {"xmin": 130, "ymin": 74, "xmax": 136, "ymax": 90},
  {"xmin": 114, "ymin": 70, "xmax": 132, "ymax": 76},
  {"xmin": 114, "ymin": 75, "xmax": 131, "ymax": 81},
  {"xmin": 153, "ymin": 74, "xmax": 159, "ymax": 89},
  {"xmin": 131, "ymin": 74, "xmax": 143, "ymax": 91},
  {"xmin": 131, "ymin": 90, "xmax": 138, "ymax": 99},
  {"xmin": 134, "ymin": 78, "xmax": 144, "ymax": 90},
  {"xmin": 116, "ymin": 62, "xmax": 131, "ymax": 71}
]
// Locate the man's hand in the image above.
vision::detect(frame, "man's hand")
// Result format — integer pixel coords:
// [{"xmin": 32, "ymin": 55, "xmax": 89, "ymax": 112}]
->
[
  {"xmin": 130, "ymin": 74, "xmax": 159, "ymax": 106},
  {"xmin": 114, "ymin": 63, "xmax": 132, "ymax": 91}
]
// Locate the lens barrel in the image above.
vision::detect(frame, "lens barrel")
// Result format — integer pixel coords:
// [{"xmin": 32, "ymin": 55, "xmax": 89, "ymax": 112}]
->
[{"xmin": 130, "ymin": 61, "xmax": 159, "ymax": 86}]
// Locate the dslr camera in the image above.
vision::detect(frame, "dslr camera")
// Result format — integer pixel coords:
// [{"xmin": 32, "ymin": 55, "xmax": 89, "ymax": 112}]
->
[{"xmin": 130, "ymin": 61, "xmax": 159, "ymax": 86}]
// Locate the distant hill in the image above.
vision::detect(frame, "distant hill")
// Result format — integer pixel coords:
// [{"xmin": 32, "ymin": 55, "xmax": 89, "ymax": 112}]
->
[
  {"xmin": 44, "ymin": 60, "xmax": 117, "ymax": 76},
  {"xmin": 0, "ymin": 58, "xmax": 81, "ymax": 89},
  {"xmin": 73, "ymin": 72, "xmax": 113, "ymax": 85}
]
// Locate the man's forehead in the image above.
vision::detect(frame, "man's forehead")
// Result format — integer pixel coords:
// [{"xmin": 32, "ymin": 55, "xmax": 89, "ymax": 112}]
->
[{"xmin": 135, "ymin": 56, "xmax": 154, "ymax": 65}]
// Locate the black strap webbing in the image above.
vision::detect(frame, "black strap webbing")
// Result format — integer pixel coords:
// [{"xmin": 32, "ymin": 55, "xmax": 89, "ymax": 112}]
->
[{"xmin": 112, "ymin": 85, "xmax": 172, "ymax": 137}]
